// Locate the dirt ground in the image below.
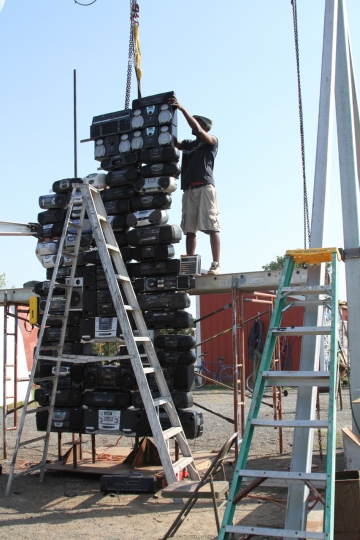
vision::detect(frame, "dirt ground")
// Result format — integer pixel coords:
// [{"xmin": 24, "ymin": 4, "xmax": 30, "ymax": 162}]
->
[{"xmin": 0, "ymin": 387, "xmax": 352, "ymax": 539}]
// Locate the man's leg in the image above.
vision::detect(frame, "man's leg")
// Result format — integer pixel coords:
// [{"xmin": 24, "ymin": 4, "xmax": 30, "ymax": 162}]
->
[
  {"xmin": 209, "ymin": 231, "xmax": 220, "ymax": 263},
  {"xmin": 186, "ymin": 232, "xmax": 197, "ymax": 255}
]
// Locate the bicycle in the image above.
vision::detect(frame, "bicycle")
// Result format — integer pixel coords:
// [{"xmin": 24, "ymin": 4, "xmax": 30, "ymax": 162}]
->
[{"xmin": 194, "ymin": 353, "xmax": 235, "ymax": 389}]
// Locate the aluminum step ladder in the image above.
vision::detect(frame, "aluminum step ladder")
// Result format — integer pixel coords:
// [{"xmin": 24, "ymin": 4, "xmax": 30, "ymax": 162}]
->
[
  {"xmin": 5, "ymin": 183, "xmax": 200, "ymax": 496},
  {"xmin": 218, "ymin": 248, "xmax": 340, "ymax": 540}
]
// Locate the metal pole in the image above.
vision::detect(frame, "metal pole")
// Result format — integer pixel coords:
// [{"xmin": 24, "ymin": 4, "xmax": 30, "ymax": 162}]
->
[
  {"xmin": 286, "ymin": 1, "xmax": 338, "ymax": 532},
  {"xmin": 335, "ymin": 0, "xmax": 360, "ymax": 435},
  {"xmin": 3, "ymin": 294, "xmax": 7, "ymax": 459},
  {"xmin": 14, "ymin": 306, "xmax": 18, "ymax": 427},
  {"xmin": 231, "ymin": 277, "xmax": 240, "ymax": 459},
  {"xmin": 239, "ymin": 293, "xmax": 245, "ymax": 439},
  {"xmin": 73, "ymin": 69, "xmax": 78, "ymax": 178}
]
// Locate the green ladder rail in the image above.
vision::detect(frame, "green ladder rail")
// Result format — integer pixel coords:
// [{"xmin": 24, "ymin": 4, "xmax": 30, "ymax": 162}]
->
[{"xmin": 218, "ymin": 248, "xmax": 340, "ymax": 540}]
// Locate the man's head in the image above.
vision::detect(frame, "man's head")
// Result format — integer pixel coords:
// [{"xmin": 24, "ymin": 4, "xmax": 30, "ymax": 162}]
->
[{"xmin": 193, "ymin": 115, "xmax": 213, "ymax": 132}]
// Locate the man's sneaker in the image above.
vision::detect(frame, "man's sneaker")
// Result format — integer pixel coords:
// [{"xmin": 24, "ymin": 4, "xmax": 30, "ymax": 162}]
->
[{"xmin": 208, "ymin": 262, "xmax": 221, "ymax": 275}]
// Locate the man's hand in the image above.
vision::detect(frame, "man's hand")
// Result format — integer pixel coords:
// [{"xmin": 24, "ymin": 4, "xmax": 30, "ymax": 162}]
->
[{"xmin": 169, "ymin": 96, "xmax": 183, "ymax": 111}]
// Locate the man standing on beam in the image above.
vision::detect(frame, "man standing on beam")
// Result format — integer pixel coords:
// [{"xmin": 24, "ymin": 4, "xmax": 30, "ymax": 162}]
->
[{"xmin": 169, "ymin": 96, "xmax": 221, "ymax": 275}]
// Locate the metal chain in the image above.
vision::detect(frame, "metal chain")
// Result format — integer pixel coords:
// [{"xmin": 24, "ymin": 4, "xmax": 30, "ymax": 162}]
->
[
  {"xmin": 125, "ymin": 0, "xmax": 136, "ymax": 109},
  {"xmin": 291, "ymin": 0, "xmax": 311, "ymax": 249}
]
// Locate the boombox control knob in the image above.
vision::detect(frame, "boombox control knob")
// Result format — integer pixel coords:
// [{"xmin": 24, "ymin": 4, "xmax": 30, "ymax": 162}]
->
[{"xmin": 114, "ymin": 417, "xmax": 119, "ymax": 423}]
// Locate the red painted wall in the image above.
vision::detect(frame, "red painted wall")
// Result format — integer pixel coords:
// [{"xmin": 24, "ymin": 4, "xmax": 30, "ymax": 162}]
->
[{"xmin": 199, "ymin": 292, "xmax": 304, "ymax": 381}]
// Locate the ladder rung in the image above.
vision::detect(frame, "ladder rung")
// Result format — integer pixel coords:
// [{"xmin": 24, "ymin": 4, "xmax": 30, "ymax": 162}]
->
[
  {"xmin": 286, "ymin": 299, "xmax": 331, "ymax": 308},
  {"xmin": 271, "ymin": 326, "xmax": 331, "ymax": 336},
  {"xmin": 263, "ymin": 371, "xmax": 330, "ymax": 387},
  {"xmin": 19, "ymin": 435, "xmax": 48, "ymax": 447},
  {"xmin": 6, "ymin": 395, "xmax": 15, "ymax": 399},
  {"xmin": 143, "ymin": 367, "xmax": 158, "ymax": 374},
  {"xmin": 124, "ymin": 304, "xmax": 138, "ymax": 311},
  {"xmin": 252, "ymin": 419, "xmax": 329, "ymax": 428},
  {"xmin": 34, "ymin": 376, "xmax": 55, "ymax": 383},
  {"xmin": 153, "ymin": 396, "xmax": 171, "ymax": 407},
  {"xmin": 162, "ymin": 426, "xmax": 183, "ymax": 440},
  {"xmin": 238, "ymin": 470, "xmax": 327, "ymax": 482},
  {"xmin": 225, "ymin": 525, "xmax": 325, "ymax": 539},
  {"xmin": 133, "ymin": 336, "xmax": 151, "ymax": 343},
  {"xmin": 62, "ymin": 252, "xmax": 76, "ymax": 258},
  {"xmin": 17, "ymin": 378, "xmax": 30, "ymax": 383},
  {"xmin": 97, "ymin": 214, "xmax": 107, "ymax": 222},
  {"xmin": 46, "ymin": 315, "xmax": 66, "ymax": 319},
  {"xmin": 173, "ymin": 457, "xmax": 194, "ymax": 473},
  {"xmin": 68, "ymin": 221, "xmax": 82, "ymax": 229},
  {"xmin": 11, "ymin": 463, "xmax": 43, "ymax": 479},
  {"xmin": 115, "ymin": 274, "xmax": 130, "ymax": 282},
  {"xmin": 106, "ymin": 243, "xmax": 120, "ymax": 252},
  {"xmin": 26, "ymin": 406, "xmax": 52, "ymax": 414},
  {"xmin": 6, "ymin": 364, "xmax": 15, "ymax": 368},
  {"xmin": 282, "ymin": 285, "xmax": 331, "ymax": 296},
  {"xmin": 37, "ymin": 346, "xmax": 62, "ymax": 351}
]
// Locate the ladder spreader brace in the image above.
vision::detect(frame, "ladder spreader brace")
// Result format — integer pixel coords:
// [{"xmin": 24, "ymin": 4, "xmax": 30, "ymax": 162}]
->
[{"xmin": 5, "ymin": 183, "xmax": 199, "ymax": 497}]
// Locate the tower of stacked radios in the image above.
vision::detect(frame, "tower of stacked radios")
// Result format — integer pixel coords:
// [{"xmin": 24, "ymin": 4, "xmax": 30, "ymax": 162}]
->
[{"xmin": 33, "ymin": 91, "xmax": 203, "ymax": 440}]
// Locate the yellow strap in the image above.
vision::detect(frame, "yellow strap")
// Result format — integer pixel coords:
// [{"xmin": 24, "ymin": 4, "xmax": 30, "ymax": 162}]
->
[
  {"xmin": 285, "ymin": 247, "xmax": 341, "ymax": 264},
  {"xmin": 132, "ymin": 24, "xmax": 142, "ymax": 79}
]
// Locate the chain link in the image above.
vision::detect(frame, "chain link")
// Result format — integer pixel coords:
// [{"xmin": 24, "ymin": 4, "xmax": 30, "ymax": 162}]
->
[
  {"xmin": 125, "ymin": 0, "xmax": 136, "ymax": 110},
  {"xmin": 291, "ymin": 0, "xmax": 311, "ymax": 249}
]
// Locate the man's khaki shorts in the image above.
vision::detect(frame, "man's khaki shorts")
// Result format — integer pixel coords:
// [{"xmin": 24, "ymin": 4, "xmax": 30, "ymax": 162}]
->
[{"xmin": 180, "ymin": 184, "xmax": 220, "ymax": 234}]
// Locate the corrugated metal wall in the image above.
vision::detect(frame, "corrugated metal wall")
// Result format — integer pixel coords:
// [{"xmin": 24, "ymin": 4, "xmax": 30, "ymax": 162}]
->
[{"xmin": 199, "ymin": 292, "xmax": 304, "ymax": 380}]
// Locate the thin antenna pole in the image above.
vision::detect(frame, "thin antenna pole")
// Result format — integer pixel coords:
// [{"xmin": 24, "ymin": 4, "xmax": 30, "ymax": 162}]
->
[{"xmin": 73, "ymin": 69, "xmax": 78, "ymax": 178}]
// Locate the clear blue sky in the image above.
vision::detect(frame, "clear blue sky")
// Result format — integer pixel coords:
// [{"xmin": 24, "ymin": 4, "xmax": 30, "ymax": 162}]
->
[{"xmin": 1, "ymin": 0, "xmax": 359, "ymax": 300}]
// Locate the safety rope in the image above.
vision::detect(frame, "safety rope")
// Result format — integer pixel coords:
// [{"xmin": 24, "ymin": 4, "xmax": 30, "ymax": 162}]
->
[{"xmin": 291, "ymin": 0, "xmax": 311, "ymax": 249}]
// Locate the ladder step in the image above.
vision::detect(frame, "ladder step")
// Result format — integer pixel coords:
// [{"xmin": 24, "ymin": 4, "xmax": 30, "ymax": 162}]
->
[
  {"xmin": 34, "ymin": 376, "xmax": 55, "ymax": 383},
  {"xmin": 17, "ymin": 378, "xmax": 30, "ymax": 383},
  {"xmin": 26, "ymin": 406, "xmax": 52, "ymax": 415},
  {"xmin": 5, "ymin": 364, "xmax": 15, "ymax": 368},
  {"xmin": 97, "ymin": 213, "xmax": 107, "ymax": 222},
  {"xmin": 153, "ymin": 396, "xmax": 171, "ymax": 407},
  {"xmin": 263, "ymin": 371, "xmax": 330, "ymax": 387},
  {"xmin": 10, "ymin": 463, "xmax": 43, "ymax": 480},
  {"xmin": 271, "ymin": 326, "xmax": 331, "ymax": 336},
  {"xmin": 238, "ymin": 470, "xmax": 327, "ymax": 482},
  {"xmin": 143, "ymin": 367, "xmax": 158, "ymax": 374},
  {"xmin": 225, "ymin": 525, "xmax": 325, "ymax": 539},
  {"xmin": 282, "ymin": 285, "xmax": 331, "ymax": 296},
  {"xmin": 68, "ymin": 221, "xmax": 82, "ymax": 229},
  {"xmin": 115, "ymin": 274, "xmax": 130, "ymax": 282},
  {"xmin": 134, "ymin": 336, "xmax": 151, "ymax": 343},
  {"xmin": 252, "ymin": 419, "xmax": 329, "ymax": 428},
  {"xmin": 37, "ymin": 346, "xmax": 62, "ymax": 351},
  {"xmin": 46, "ymin": 314, "xmax": 66, "ymax": 319},
  {"xmin": 19, "ymin": 435, "xmax": 48, "ymax": 447},
  {"xmin": 285, "ymin": 299, "xmax": 331, "ymax": 308},
  {"xmin": 162, "ymin": 426, "xmax": 183, "ymax": 440},
  {"xmin": 124, "ymin": 304, "xmax": 139, "ymax": 312},
  {"xmin": 106, "ymin": 243, "xmax": 119, "ymax": 252},
  {"xmin": 173, "ymin": 457, "xmax": 194, "ymax": 474}
]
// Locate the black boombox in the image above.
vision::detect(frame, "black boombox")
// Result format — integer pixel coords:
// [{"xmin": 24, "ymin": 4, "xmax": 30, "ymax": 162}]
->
[
  {"xmin": 139, "ymin": 162, "xmax": 181, "ymax": 179},
  {"xmin": 140, "ymin": 146, "xmax": 180, "ymax": 164},
  {"xmin": 104, "ymin": 198, "xmax": 132, "ymax": 215},
  {"xmin": 148, "ymin": 365, "xmax": 195, "ymax": 392},
  {"xmin": 134, "ymin": 176, "xmax": 177, "ymax": 195},
  {"xmin": 156, "ymin": 350, "xmax": 196, "ymax": 367},
  {"xmin": 35, "ymin": 388, "xmax": 82, "ymax": 407},
  {"xmin": 35, "ymin": 361, "xmax": 85, "ymax": 389},
  {"xmin": 84, "ymin": 365, "xmax": 136, "ymax": 391},
  {"xmin": 154, "ymin": 333, "xmax": 196, "ymax": 351},
  {"xmin": 159, "ymin": 409, "xmax": 203, "ymax": 440},
  {"xmin": 127, "ymin": 224, "xmax": 182, "ymax": 246},
  {"xmin": 79, "ymin": 317, "xmax": 122, "ymax": 341},
  {"xmin": 143, "ymin": 310, "xmax": 193, "ymax": 329},
  {"xmin": 131, "ymin": 125, "xmax": 177, "ymax": 151},
  {"xmin": 38, "ymin": 209, "xmax": 66, "ymax": 224},
  {"xmin": 39, "ymin": 193, "xmax": 71, "ymax": 210},
  {"xmin": 101, "ymin": 185, "xmax": 136, "ymax": 201},
  {"xmin": 132, "ymin": 91, "xmax": 176, "ymax": 111},
  {"xmin": 94, "ymin": 134, "xmax": 128, "ymax": 161},
  {"xmin": 38, "ymin": 311, "xmax": 82, "ymax": 328},
  {"xmin": 137, "ymin": 292, "xmax": 190, "ymax": 311},
  {"xmin": 126, "ymin": 209, "xmax": 169, "ymax": 228},
  {"xmin": 52, "ymin": 178, "xmax": 82, "ymax": 193},
  {"xmin": 107, "ymin": 215, "xmax": 128, "ymax": 232},
  {"xmin": 131, "ymin": 95, "xmax": 177, "ymax": 129},
  {"xmin": 100, "ymin": 152, "xmax": 139, "ymax": 171},
  {"xmin": 38, "ymin": 342, "xmax": 93, "ymax": 357},
  {"xmin": 127, "ymin": 259, "xmax": 180, "ymax": 278},
  {"xmin": 37, "ymin": 222, "xmax": 65, "ymax": 239},
  {"xmin": 36, "ymin": 408, "xmax": 84, "ymax": 433},
  {"xmin": 82, "ymin": 391, "xmax": 130, "ymax": 409},
  {"xmin": 131, "ymin": 390, "xmax": 193, "ymax": 410},
  {"xmin": 46, "ymin": 259, "xmax": 87, "ymax": 282},
  {"xmin": 132, "ymin": 275, "xmax": 195, "ymax": 293},
  {"xmin": 96, "ymin": 289, "xmax": 116, "ymax": 317},
  {"xmin": 130, "ymin": 244, "xmax": 175, "ymax": 262},
  {"xmin": 130, "ymin": 193, "xmax": 171, "ymax": 212},
  {"xmin": 90, "ymin": 109, "xmax": 132, "ymax": 140},
  {"xmin": 34, "ymin": 281, "xmax": 65, "ymax": 296},
  {"xmin": 105, "ymin": 167, "xmax": 139, "ymax": 187},
  {"xmin": 63, "ymin": 234, "xmax": 93, "ymax": 252},
  {"xmin": 42, "ymin": 326, "xmax": 81, "ymax": 342}
]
